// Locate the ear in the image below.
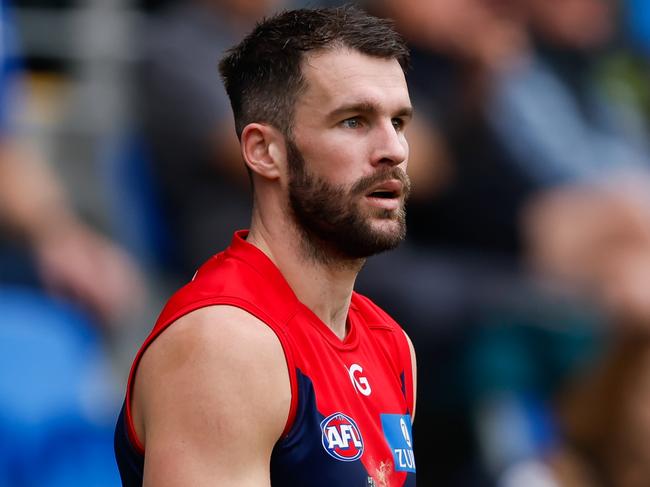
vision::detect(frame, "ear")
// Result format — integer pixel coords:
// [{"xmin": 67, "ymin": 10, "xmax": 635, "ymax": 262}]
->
[{"xmin": 241, "ymin": 123, "xmax": 284, "ymax": 181}]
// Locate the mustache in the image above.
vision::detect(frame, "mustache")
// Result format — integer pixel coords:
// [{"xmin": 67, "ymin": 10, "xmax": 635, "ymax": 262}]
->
[{"xmin": 351, "ymin": 167, "xmax": 411, "ymax": 198}]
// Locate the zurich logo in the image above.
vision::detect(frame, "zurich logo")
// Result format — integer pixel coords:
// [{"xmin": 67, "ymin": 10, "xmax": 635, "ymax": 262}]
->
[
  {"xmin": 320, "ymin": 412, "xmax": 364, "ymax": 462},
  {"xmin": 381, "ymin": 414, "xmax": 416, "ymax": 473}
]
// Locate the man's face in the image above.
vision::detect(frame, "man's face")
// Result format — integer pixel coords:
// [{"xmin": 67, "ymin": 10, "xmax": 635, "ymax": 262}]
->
[{"xmin": 286, "ymin": 48, "xmax": 412, "ymax": 262}]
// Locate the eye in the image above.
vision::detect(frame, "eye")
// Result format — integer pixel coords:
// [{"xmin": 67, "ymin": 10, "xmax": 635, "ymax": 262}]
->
[
  {"xmin": 392, "ymin": 118, "xmax": 405, "ymax": 132},
  {"xmin": 341, "ymin": 117, "xmax": 362, "ymax": 129}
]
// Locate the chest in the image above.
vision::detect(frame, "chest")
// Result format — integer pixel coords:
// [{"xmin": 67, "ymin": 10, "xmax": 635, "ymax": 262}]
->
[{"xmin": 270, "ymin": 315, "xmax": 416, "ymax": 487}]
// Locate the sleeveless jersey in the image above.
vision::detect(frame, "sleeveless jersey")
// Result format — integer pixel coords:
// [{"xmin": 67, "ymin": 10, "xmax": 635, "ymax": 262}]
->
[{"xmin": 115, "ymin": 230, "xmax": 416, "ymax": 486}]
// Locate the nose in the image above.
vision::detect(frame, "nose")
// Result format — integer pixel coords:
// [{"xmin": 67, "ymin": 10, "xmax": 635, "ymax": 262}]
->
[{"xmin": 371, "ymin": 120, "xmax": 408, "ymax": 167}]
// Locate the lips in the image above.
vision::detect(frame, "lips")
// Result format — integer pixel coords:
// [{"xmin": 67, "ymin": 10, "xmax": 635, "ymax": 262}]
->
[{"xmin": 366, "ymin": 179, "xmax": 403, "ymax": 200}]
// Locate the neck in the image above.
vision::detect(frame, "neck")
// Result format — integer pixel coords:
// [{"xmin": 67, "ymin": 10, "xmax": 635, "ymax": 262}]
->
[{"xmin": 246, "ymin": 212, "xmax": 363, "ymax": 340}]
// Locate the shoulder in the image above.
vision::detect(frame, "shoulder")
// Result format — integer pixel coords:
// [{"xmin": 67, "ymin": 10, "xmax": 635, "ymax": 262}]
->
[
  {"xmin": 135, "ymin": 305, "xmax": 291, "ymax": 435},
  {"xmin": 132, "ymin": 305, "xmax": 291, "ymax": 484},
  {"xmin": 142, "ymin": 304, "xmax": 286, "ymax": 365}
]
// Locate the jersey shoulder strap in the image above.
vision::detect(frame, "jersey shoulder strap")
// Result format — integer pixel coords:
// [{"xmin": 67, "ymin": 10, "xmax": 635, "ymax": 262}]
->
[{"xmin": 351, "ymin": 292, "xmax": 415, "ymax": 414}]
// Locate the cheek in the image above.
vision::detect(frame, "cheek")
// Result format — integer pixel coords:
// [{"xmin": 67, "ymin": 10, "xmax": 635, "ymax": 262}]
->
[
  {"xmin": 293, "ymin": 128, "xmax": 375, "ymax": 185},
  {"xmin": 306, "ymin": 148, "xmax": 367, "ymax": 186}
]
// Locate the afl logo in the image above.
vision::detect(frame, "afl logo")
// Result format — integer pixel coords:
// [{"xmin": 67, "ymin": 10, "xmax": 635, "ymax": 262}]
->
[{"xmin": 320, "ymin": 412, "xmax": 364, "ymax": 462}]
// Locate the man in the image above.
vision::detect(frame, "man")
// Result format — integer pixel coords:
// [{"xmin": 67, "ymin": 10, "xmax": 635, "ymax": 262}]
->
[{"xmin": 115, "ymin": 7, "xmax": 417, "ymax": 486}]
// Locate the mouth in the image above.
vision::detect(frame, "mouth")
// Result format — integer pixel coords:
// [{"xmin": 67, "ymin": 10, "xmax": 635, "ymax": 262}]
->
[
  {"xmin": 366, "ymin": 180, "xmax": 403, "ymax": 200},
  {"xmin": 364, "ymin": 180, "xmax": 403, "ymax": 211}
]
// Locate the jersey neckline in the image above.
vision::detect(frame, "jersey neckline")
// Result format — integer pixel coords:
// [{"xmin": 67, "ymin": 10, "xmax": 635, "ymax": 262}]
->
[{"xmin": 227, "ymin": 230, "xmax": 361, "ymax": 350}]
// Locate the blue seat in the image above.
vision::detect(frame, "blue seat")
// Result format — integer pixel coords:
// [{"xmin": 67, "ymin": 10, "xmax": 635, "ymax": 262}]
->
[{"xmin": 0, "ymin": 287, "xmax": 120, "ymax": 487}]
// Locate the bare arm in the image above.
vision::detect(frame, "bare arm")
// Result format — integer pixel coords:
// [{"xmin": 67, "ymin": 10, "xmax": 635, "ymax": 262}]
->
[{"xmin": 132, "ymin": 305, "xmax": 292, "ymax": 486}]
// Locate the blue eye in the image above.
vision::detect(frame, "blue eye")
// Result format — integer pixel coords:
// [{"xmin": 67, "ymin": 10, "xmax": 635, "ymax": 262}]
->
[{"xmin": 341, "ymin": 118, "xmax": 361, "ymax": 129}]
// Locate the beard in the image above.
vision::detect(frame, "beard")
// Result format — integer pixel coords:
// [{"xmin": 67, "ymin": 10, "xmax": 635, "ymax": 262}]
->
[{"xmin": 286, "ymin": 138, "xmax": 410, "ymax": 264}]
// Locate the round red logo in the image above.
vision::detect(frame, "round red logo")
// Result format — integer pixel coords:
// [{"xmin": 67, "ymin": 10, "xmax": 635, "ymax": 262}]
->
[{"xmin": 320, "ymin": 412, "xmax": 364, "ymax": 462}]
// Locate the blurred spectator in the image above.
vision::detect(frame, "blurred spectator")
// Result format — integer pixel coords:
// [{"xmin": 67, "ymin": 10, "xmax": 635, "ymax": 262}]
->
[
  {"xmin": 0, "ymin": 147, "xmax": 144, "ymax": 324},
  {"xmin": 0, "ymin": 1, "xmax": 145, "ymax": 485},
  {"xmin": 548, "ymin": 335, "xmax": 650, "ymax": 487},
  {"xmin": 506, "ymin": 0, "xmax": 650, "ymax": 329},
  {"xmin": 136, "ymin": 0, "xmax": 284, "ymax": 278},
  {"xmin": 0, "ymin": 0, "xmax": 143, "ymax": 325}
]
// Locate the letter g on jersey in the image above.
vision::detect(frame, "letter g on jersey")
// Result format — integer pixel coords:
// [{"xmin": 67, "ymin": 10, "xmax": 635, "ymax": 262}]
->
[{"xmin": 348, "ymin": 363, "xmax": 372, "ymax": 396}]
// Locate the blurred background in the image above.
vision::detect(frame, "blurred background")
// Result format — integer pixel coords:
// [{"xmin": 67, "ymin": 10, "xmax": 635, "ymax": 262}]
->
[{"xmin": 3, "ymin": 0, "xmax": 650, "ymax": 485}]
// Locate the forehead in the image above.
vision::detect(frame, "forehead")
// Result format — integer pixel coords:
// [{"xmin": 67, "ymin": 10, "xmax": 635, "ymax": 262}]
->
[{"xmin": 296, "ymin": 48, "xmax": 410, "ymax": 118}]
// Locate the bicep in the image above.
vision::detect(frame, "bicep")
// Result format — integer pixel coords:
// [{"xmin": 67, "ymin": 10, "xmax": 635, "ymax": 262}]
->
[{"xmin": 135, "ymin": 306, "xmax": 291, "ymax": 486}]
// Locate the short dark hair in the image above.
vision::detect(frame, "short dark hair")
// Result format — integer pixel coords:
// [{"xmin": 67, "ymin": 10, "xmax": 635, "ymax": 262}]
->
[{"xmin": 219, "ymin": 6, "xmax": 410, "ymax": 138}]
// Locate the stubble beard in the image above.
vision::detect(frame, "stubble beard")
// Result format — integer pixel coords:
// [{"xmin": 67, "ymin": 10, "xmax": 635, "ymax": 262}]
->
[{"xmin": 286, "ymin": 138, "xmax": 410, "ymax": 266}]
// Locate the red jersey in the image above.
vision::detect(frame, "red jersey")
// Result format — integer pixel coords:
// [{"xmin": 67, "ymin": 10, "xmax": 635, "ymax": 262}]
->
[{"xmin": 115, "ymin": 230, "xmax": 416, "ymax": 486}]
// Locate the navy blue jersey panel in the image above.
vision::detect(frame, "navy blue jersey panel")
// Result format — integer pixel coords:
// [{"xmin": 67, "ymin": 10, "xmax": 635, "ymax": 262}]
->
[
  {"xmin": 114, "ymin": 401, "xmax": 144, "ymax": 486},
  {"xmin": 404, "ymin": 473, "xmax": 417, "ymax": 486},
  {"xmin": 271, "ymin": 369, "xmax": 371, "ymax": 486}
]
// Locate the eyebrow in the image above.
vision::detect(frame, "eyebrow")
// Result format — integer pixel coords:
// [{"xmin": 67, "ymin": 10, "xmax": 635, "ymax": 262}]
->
[{"xmin": 327, "ymin": 101, "xmax": 414, "ymax": 121}]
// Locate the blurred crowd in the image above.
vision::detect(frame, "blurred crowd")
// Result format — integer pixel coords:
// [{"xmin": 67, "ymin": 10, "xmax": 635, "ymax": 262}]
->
[{"xmin": 3, "ymin": 0, "xmax": 650, "ymax": 485}]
